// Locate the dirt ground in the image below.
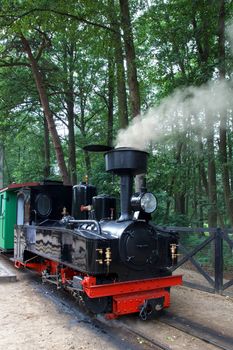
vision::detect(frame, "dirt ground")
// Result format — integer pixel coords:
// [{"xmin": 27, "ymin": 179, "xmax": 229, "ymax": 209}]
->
[
  {"xmin": 172, "ymin": 268, "xmax": 233, "ymax": 335},
  {"xmin": 0, "ymin": 258, "xmax": 233, "ymax": 350},
  {"xmin": 122, "ymin": 269, "xmax": 233, "ymax": 350},
  {"xmin": 0, "ymin": 258, "xmax": 126, "ymax": 350}
]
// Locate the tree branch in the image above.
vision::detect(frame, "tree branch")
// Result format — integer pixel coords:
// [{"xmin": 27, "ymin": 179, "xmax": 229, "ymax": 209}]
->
[
  {"xmin": 0, "ymin": 59, "xmax": 30, "ymax": 68},
  {"xmin": 1, "ymin": 8, "xmax": 114, "ymax": 33},
  {"xmin": 95, "ymin": 90, "xmax": 108, "ymax": 107},
  {"xmin": 52, "ymin": 111, "xmax": 68, "ymax": 128},
  {"xmin": 34, "ymin": 28, "xmax": 52, "ymax": 61}
]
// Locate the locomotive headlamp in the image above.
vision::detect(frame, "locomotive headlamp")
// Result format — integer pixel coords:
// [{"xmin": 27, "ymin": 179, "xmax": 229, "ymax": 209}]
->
[{"xmin": 131, "ymin": 192, "xmax": 157, "ymax": 213}]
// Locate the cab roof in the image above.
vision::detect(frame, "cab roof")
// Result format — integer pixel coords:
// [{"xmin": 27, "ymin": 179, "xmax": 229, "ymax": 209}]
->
[{"xmin": 0, "ymin": 182, "xmax": 40, "ymax": 193}]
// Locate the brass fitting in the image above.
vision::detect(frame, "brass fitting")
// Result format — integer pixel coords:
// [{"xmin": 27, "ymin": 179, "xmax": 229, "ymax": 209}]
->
[
  {"xmin": 104, "ymin": 247, "xmax": 112, "ymax": 266},
  {"xmin": 104, "ymin": 247, "xmax": 112, "ymax": 273},
  {"xmin": 170, "ymin": 243, "xmax": 178, "ymax": 260},
  {"xmin": 96, "ymin": 259, "xmax": 103, "ymax": 265},
  {"xmin": 96, "ymin": 248, "xmax": 103, "ymax": 265}
]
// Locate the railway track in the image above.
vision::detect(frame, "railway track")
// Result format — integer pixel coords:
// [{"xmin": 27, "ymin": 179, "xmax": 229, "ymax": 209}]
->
[
  {"xmin": 47, "ymin": 287, "xmax": 233, "ymax": 350},
  {"xmin": 159, "ymin": 311, "xmax": 233, "ymax": 350},
  {"xmin": 2, "ymin": 258, "xmax": 233, "ymax": 350},
  {"xmin": 33, "ymin": 274, "xmax": 233, "ymax": 350},
  {"xmin": 120, "ymin": 314, "xmax": 233, "ymax": 350},
  {"xmin": 32, "ymin": 276, "xmax": 169, "ymax": 350}
]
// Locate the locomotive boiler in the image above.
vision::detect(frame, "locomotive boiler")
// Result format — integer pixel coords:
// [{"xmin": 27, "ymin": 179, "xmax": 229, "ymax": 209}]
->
[{"xmin": 14, "ymin": 147, "xmax": 182, "ymax": 320}]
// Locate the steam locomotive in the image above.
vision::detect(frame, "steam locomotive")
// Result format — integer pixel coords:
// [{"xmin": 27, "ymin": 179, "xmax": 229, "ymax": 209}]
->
[{"xmin": 14, "ymin": 147, "xmax": 182, "ymax": 320}]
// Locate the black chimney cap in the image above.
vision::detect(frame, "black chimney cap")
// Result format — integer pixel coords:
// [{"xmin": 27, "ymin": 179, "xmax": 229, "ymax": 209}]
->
[{"xmin": 104, "ymin": 147, "xmax": 148, "ymax": 176}]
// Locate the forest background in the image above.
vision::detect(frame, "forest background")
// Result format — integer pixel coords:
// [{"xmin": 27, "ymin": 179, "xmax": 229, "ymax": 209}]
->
[{"xmin": 0, "ymin": 0, "xmax": 233, "ymax": 228}]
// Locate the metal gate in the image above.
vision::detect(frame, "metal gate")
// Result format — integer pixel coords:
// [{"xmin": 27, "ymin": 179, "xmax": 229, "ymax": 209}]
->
[{"xmin": 162, "ymin": 227, "xmax": 233, "ymax": 296}]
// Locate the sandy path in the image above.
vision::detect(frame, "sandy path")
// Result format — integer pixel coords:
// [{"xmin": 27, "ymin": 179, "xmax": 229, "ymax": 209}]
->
[{"xmin": 0, "ymin": 258, "xmax": 233, "ymax": 350}]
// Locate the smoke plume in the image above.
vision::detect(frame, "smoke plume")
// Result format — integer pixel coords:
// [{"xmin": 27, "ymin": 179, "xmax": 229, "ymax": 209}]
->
[{"xmin": 115, "ymin": 80, "xmax": 233, "ymax": 150}]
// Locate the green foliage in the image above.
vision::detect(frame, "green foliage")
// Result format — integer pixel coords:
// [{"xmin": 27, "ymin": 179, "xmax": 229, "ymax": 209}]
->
[
  {"xmin": 3, "ymin": 119, "xmax": 45, "ymax": 184},
  {"xmin": 0, "ymin": 0, "xmax": 232, "ymax": 227}
]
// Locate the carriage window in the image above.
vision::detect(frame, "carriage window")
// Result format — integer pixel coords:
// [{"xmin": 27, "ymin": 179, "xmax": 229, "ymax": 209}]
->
[
  {"xmin": 17, "ymin": 195, "xmax": 25, "ymax": 225},
  {"xmin": 36, "ymin": 194, "xmax": 52, "ymax": 217}
]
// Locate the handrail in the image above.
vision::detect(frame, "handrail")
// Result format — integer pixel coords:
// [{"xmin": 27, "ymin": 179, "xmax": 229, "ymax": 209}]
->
[{"xmin": 68, "ymin": 219, "xmax": 102, "ymax": 235}]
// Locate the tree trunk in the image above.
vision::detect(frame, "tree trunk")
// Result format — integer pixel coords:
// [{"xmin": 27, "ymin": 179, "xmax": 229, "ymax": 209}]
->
[
  {"xmin": 207, "ymin": 129, "xmax": 218, "ymax": 227},
  {"xmin": 198, "ymin": 138, "xmax": 209, "ymax": 197},
  {"xmin": 63, "ymin": 43, "xmax": 77, "ymax": 185},
  {"xmin": 175, "ymin": 193, "xmax": 186, "ymax": 215},
  {"xmin": 0, "ymin": 143, "xmax": 3, "ymax": 188},
  {"xmin": 79, "ymin": 96, "xmax": 91, "ymax": 176},
  {"xmin": 109, "ymin": 0, "xmax": 128, "ymax": 129},
  {"xmin": 218, "ymin": 0, "xmax": 233, "ymax": 226},
  {"xmin": 119, "ymin": 0, "xmax": 141, "ymax": 118},
  {"xmin": 67, "ymin": 102, "xmax": 77, "ymax": 185},
  {"xmin": 107, "ymin": 55, "xmax": 114, "ymax": 147},
  {"xmin": 192, "ymin": 6, "xmax": 218, "ymax": 227},
  {"xmin": 20, "ymin": 34, "xmax": 70, "ymax": 185},
  {"xmin": 198, "ymin": 167, "xmax": 204, "ymax": 227},
  {"xmin": 174, "ymin": 140, "xmax": 185, "ymax": 216},
  {"xmin": 43, "ymin": 115, "xmax": 50, "ymax": 178},
  {"xmin": 228, "ymin": 130, "xmax": 233, "ymax": 190},
  {"xmin": 119, "ymin": 0, "xmax": 142, "ymax": 191},
  {"xmin": 163, "ymin": 141, "xmax": 183, "ymax": 223},
  {"xmin": 84, "ymin": 150, "xmax": 91, "ymax": 176}
]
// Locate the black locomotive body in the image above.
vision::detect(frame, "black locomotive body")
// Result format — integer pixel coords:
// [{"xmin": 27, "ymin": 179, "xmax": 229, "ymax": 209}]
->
[
  {"xmin": 15, "ymin": 220, "xmax": 176, "ymax": 280},
  {"xmin": 14, "ymin": 148, "xmax": 182, "ymax": 319}
]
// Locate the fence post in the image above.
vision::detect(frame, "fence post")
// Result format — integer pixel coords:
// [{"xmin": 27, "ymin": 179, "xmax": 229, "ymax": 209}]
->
[{"xmin": 214, "ymin": 228, "xmax": 223, "ymax": 294}]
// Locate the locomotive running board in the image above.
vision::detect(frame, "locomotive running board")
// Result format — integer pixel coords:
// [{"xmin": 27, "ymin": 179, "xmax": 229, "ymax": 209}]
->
[
  {"xmin": 82, "ymin": 274, "xmax": 182, "ymax": 319},
  {"xmin": 82, "ymin": 274, "xmax": 182, "ymax": 298}
]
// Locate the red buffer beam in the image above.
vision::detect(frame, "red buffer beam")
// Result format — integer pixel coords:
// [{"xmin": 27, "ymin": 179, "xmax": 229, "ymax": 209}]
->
[{"xmin": 82, "ymin": 275, "xmax": 182, "ymax": 298}]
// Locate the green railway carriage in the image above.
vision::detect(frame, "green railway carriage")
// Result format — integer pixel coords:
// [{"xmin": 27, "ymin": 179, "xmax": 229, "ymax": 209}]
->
[
  {"xmin": 0, "ymin": 185, "xmax": 20, "ymax": 251},
  {"xmin": 0, "ymin": 190, "xmax": 17, "ymax": 251},
  {"xmin": 0, "ymin": 182, "xmax": 39, "ymax": 251}
]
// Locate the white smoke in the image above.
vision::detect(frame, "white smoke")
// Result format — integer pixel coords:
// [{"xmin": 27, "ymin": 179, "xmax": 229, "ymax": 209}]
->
[{"xmin": 115, "ymin": 80, "xmax": 233, "ymax": 150}]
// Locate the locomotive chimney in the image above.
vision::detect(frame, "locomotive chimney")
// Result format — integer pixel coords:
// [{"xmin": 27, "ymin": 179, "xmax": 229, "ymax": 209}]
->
[{"xmin": 104, "ymin": 147, "xmax": 148, "ymax": 221}]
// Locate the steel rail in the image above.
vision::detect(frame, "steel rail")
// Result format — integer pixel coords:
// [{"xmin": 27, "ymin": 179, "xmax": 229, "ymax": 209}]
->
[
  {"xmin": 112, "ymin": 319, "xmax": 172, "ymax": 350},
  {"xmin": 159, "ymin": 311, "xmax": 233, "ymax": 350}
]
